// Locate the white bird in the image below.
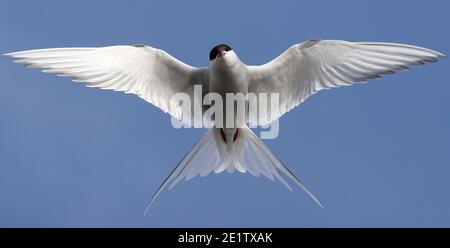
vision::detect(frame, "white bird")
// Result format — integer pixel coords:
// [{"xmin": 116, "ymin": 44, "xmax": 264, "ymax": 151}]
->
[{"xmin": 5, "ymin": 40, "xmax": 445, "ymax": 214}]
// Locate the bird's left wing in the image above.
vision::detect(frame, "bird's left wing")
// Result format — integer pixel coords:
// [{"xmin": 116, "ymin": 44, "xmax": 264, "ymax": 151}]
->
[
  {"xmin": 247, "ymin": 40, "xmax": 445, "ymax": 125},
  {"xmin": 6, "ymin": 45, "xmax": 209, "ymax": 123}
]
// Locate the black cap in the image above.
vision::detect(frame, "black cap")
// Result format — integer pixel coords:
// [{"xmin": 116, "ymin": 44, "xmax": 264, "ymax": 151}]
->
[{"xmin": 209, "ymin": 44, "xmax": 232, "ymax": 61}]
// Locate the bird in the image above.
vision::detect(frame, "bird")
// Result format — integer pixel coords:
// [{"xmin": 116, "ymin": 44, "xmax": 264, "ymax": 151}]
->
[{"xmin": 5, "ymin": 40, "xmax": 445, "ymax": 214}]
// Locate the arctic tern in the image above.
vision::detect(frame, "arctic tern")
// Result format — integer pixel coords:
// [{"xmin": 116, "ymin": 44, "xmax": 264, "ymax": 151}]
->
[{"xmin": 5, "ymin": 40, "xmax": 445, "ymax": 214}]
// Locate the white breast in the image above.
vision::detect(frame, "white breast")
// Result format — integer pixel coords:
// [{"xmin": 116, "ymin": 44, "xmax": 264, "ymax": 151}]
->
[{"xmin": 208, "ymin": 51, "xmax": 248, "ymax": 128}]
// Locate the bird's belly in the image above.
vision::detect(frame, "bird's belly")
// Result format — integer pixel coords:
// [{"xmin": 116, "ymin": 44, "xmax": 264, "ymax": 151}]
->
[
  {"xmin": 209, "ymin": 74, "xmax": 247, "ymax": 96},
  {"xmin": 208, "ymin": 70, "xmax": 248, "ymax": 128}
]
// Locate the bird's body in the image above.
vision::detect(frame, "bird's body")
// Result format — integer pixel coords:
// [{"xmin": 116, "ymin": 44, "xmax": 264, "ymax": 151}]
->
[
  {"xmin": 209, "ymin": 55, "xmax": 248, "ymax": 101},
  {"xmin": 209, "ymin": 46, "xmax": 248, "ymax": 130},
  {"xmin": 5, "ymin": 40, "xmax": 445, "ymax": 214}
]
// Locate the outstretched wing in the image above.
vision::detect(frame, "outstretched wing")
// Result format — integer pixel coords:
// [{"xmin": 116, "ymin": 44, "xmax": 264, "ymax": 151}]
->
[
  {"xmin": 247, "ymin": 40, "xmax": 445, "ymax": 125},
  {"xmin": 6, "ymin": 45, "xmax": 209, "ymax": 123}
]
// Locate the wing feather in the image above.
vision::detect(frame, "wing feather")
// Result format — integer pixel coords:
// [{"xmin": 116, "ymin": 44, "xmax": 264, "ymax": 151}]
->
[
  {"xmin": 6, "ymin": 45, "xmax": 209, "ymax": 122},
  {"xmin": 247, "ymin": 40, "xmax": 445, "ymax": 125}
]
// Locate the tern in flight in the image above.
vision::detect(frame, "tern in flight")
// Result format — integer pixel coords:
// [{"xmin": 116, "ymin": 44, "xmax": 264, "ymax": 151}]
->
[{"xmin": 5, "ymin": 40, "xmax": 445, "ymax": 214}]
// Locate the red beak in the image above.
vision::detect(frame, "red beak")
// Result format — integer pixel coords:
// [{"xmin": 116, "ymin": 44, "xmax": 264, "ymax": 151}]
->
[{"xmin": 217, "ymin": 51, "xmax": 226, "ymax": 58}]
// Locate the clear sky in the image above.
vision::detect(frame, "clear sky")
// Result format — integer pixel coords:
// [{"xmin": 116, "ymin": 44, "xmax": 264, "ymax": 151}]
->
[{"xmin": 0, "ymin": 0, "xmax": 449, "ymax": 227}]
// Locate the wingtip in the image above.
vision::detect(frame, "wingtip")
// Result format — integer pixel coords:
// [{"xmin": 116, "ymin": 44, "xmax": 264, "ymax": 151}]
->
[
  {"xmin": 3, "ymin": 52, "xmax": 15, "ymax": 57},
  {"xmin": 429, "ymin": 49, "xmax": 446, "ymax": 59},
  {"xmin": 4, "ymin": 51, "xmax": 28, "ymax": 59},
  {"xmin": 3, "ymin": 50, "xmax": 28, "ymax": 57}
]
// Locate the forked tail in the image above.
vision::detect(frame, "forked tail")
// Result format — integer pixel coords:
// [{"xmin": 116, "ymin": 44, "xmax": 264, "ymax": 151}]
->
[{"xmin": 145, "ymin": 127, "xmax": 322, "ymax": 215}]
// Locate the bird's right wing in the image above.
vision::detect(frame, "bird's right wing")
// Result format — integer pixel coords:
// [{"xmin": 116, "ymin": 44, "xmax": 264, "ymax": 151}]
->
[
  {"xmin": 6, "ymin": 45, "xmax": 209, "ymax": 124},
  {"xmin": 247, "ymin": 40, "xmax": 445, "ymax": 125}
]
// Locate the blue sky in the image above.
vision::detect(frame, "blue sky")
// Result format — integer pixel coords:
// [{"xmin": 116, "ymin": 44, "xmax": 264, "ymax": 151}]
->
[{"xmin": 0, "ymin": 0, "xmax": 449, "ymax": 227}]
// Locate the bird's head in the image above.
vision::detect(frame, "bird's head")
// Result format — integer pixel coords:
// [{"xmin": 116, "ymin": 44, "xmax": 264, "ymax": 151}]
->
[{"xmin": 209, "ymin": 44, "xmax": 239, "ymax": 67}]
